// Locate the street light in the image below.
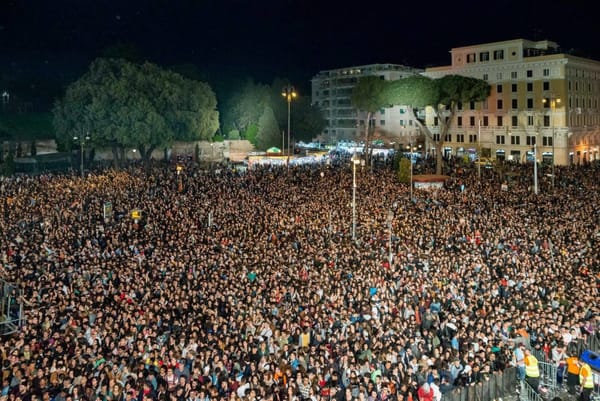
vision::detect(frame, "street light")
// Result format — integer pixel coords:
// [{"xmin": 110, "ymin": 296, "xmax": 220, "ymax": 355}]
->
[
  {"xmin": 73, "ymin": 133, "xmax": 90, "ymax": 178},
  {"xmin": 281, "ymin": 85, "xmax": 297, "ymax": 167},
  {"xmin": 387, "ymin": 208, "xmax": 394, "ymax": 266},
  {"xmin": 351, "ymin": 154, "xmax": 361, "ymax": 241},
  {"xmin": 477, "ymin": 119, "xmax": 482, "ymax": 181},
  {"xmin": 543, "ymin": 96, "xmax": 561, "ymax": 189}
]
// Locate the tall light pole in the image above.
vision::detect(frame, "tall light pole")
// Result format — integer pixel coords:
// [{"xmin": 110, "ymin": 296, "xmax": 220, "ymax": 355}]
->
[
  {"xmin": 282, "ymin": 86, "xmax": 297, "ymax": 167},
  {"xmin": 533, "ymin": 140, "xmax": 538, "ymax": 195},
  {"xmin": 387, "ymin": 208, "xmax": 394, "ymax": 266},
  {"xmin": 477, "ymin": 119, "xmax": 482, "ymax": 181},
  {"xmin": 351, "ymin": 154, "xmax": 360, "ymax": 241},
  {"xmin": 73, "ymin": 133, "xmax": 90, "ymax": 178},
  {"xmin": 543, "ymin": 96, "xmax": 561, "ymax": 189}
]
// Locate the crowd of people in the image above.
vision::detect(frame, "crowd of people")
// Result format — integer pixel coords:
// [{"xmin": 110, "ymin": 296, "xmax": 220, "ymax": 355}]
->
[{"xmin": 0, "ymin": 157, "xmax": 598, "ymax": 401}]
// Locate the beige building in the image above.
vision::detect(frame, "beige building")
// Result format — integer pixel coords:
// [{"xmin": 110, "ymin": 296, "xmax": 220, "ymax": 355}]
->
[
  {"xmin": 425, "ymin": 38, "xmax": 600, "ymax": 165},
  {"xmin": 311, "ymin": 64, "xmax": 423, "ymax": 144}
]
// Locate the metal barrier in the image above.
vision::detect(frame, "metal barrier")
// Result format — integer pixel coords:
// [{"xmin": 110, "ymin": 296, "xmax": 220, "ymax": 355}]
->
[
  {"xmin": 441, "ymin": 368, "xmax": 517, "ymax": 401},
  {"xmin": 519, "ymin": 380, "xmax": 544, "ymax": 401},
  {"xmin": 0, "ymin": 279, "xmax": 24, "ymax": 336}
]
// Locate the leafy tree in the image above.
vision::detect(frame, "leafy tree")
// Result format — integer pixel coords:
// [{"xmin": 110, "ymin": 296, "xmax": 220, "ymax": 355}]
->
[
  {"xmin": 222, "ymin": 80, "xmax": 271, "ymax": 136},
  {"xmin": 291, "ymin": 96, "xmax": 326, "ymax": 143},
  {"xmin": 351, "ymin": 76, "xmax": 388, "ymax": 166},
  {"xmin": 256, "ymin": 106, "xmax": 280, "ymax": 150},
  {"xmin": 53, "ymin": 58, "xmax": 219, "ymax": 165},
  {"xmin": 385, "ymin": 75, "xmax": 490, "ymax": 174},
  {"xmin": 228, "ymin": 129, "xmax": 241, "ymax": 140},
  {"xmin": 245, "ymin": 124, "xmax": 258, "ymax": 146}
]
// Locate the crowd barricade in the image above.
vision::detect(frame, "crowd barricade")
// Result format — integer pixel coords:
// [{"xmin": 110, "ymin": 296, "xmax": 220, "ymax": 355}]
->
[
  {"xmin": 519, "ymin": 380, "xmax": 544, "ymax": 401},
  {"xmin": 0, "ymin": 278, "xmax": 24, "ymax": 336},
  {"xmin": 441, "ymin": 368, "xmax": 517, "ymax": 401}
]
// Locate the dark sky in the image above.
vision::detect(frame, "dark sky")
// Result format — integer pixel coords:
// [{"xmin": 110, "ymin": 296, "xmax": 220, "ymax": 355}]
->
[{"xmin": 1, "ymin": 0, "xmax": 599, "ymax": 95}]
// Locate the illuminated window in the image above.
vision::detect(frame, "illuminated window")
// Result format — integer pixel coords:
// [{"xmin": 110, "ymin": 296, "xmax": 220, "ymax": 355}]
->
[{"xmin": 493, "ymin": 50, "xmax": 504, "ymax": 60}]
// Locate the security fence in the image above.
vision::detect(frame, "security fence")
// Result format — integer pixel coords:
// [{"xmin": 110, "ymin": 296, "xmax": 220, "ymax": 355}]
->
[
  {"xmin": 441, "ymin": 367, "xmax": 517, "ymax": 401},
  {"xmin": 0, "ymin": 278, "xmax": 24, "ymax": 336}
]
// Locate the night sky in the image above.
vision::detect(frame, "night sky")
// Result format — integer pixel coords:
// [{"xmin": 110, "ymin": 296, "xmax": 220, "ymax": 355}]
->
[{"xmin": 1, "ymin": 0, "xmax": 599, "ymax": 97}]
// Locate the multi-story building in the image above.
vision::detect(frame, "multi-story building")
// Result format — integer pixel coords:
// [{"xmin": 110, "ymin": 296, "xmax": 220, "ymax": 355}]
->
[
  {"xmin": 311, "ymin": 64, "xmax": 423, "ymax": 144},
  {"xmin": 424, "ymin": 38, "xmax": 600, "ymax": 165}
]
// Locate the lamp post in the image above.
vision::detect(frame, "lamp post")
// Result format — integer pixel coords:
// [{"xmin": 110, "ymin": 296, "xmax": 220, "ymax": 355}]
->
[
  {"xmin": 73, "ymin": 133, "xmax": 90, "ymax": 178},
  {"xmin": 543, "ymin": 96, "xmax": 561, "ymax": 189},
  {"xmin": 351, "ymin": 154, "xmax": 361, "ymax": 241},
  {"xmin": 387, "ymin": 208, "xmax": 394, "ymax": 266},
  {"xmin": 477, "ymin": 119, "xmax": 482, "ymax": 181},
  {"xmin": 281, "ymin": 86, "xmax": 297, "ymax": 167},
  {"xmin": 533, "ymin": 140, "xmax": 538, "ymax": 195}
]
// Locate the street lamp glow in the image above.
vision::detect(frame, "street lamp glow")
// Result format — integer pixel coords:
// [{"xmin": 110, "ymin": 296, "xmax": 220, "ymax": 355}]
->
[
  {"xmin": 73, "ymin": 134, "xmax": 90, "ymax": 178},
  {"xmin": 282, "ymin": 85, "xmax": 297, "ymax": 167}
]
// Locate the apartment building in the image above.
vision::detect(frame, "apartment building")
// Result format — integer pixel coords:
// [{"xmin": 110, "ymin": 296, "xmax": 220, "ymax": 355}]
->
[
  {"xmin": 311, "ymin": 64, "xmax": 423, "ymax": 144},
  {"xmin": 425, "ymin": 39, "xmax": 600, "ymax": 165}
]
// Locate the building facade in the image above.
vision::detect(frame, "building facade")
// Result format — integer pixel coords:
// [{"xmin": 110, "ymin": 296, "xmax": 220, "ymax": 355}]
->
[
  {"xmin": 311, "ymin": 64, "xmax": 423, "ymax": 145},
  {"xmin": 424, "ymin": 39, "xmax": 600, "ymax": 165}
]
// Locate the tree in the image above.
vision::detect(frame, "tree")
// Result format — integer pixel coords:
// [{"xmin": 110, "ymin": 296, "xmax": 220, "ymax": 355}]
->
[
  {"xmin": 221, "ymin": 80, "xmax": 271, "ymax": 137},
  {"xmin": 385, "ymin": 75, "xmax": 490, "ymax": 174},
  {"xmin": 256, "ymin": 106, "xmax": 280, "ymax": 150},
  {"xmin": 53, "ymin": 58, "xmax": 219, "ymax": 166},
  {"xmin": 351, "ymin": 76, "xmax": 388, "ymax": 165},
  {"xmin": 291, "ymin": 96, "xmax": 326, "ymax": 143}
]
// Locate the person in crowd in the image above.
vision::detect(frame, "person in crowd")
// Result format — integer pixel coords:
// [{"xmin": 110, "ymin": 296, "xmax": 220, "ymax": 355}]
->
[{"xmin": 0, "ymin": 157, "xmax": 598, "ymax": 401}]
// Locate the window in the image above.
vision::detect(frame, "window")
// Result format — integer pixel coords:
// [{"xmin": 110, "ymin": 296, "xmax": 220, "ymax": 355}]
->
[
  {"xmin": 457, "ymin": 116, "xmax": 463, "ymax": 127},
  {"xmin": 433, "ymin": 133, "xmax": 441, "ymax": 141},
  {"xmin": 467, "ymin": 53, "xmax": 477, "ymax": 63},
  {"xmin": 512, "ymin": 83, "xmax": 518, "ymax": 92},
  {"xmin": 483, "ymin": 99, "xmax": 489, "ymax": 110},
  {"xmin": 543, "ymin": 136, "xmax": 553, "ymax": 146},
  {"xmin": 445, "ymin": 134, "xmax": 452, "ymax": 142},
  {"xmin": 434, "ymin": 117, "xmax": 439, "ymax": 126},
  {"xmin": 527, "ymin": 82, "xmax": 533, "ymax": 92},
  {"xmin": 543, "ymin": 115, "xmax": 550, "ymax": 127},
  {"xmin": 493, "ymin": 49, "xmax": 504, "ymax": 60},
  {"xmin": 480, "ymin": 51, "xmax": 490, "ymax": 62},
  {"xmin": 512, "ymin": 115, "xmax": 518, "ymax": 126},
  {"xmin": 543, "ymin": 81, "xmax": 550, "ymax": 91},
  {"xmin": 469, "ymin": 134, "xmax": 477, "ymax": 143},
  {"xmin": 526, "ymin": 135, "xmax": 537, "ymax": 146},
  {"xmin": 380, "ymin": 120, "xmax": 385, "ymax": 126},
  {"xmin": 483, "ymin": 116, "xmax": 489, "ymax": 126},
  {"xmin": 496, "ymin": 135, "xmax": 505, "ymax": 144},
  {"xmin": 527, "ymin": 116, "xmax": 534, "ymax": 126},
  {"xmin": 400, "ymin": 119, "xmax": 405, "ymax": 126},
  {"xmin": 497, "ymin": 72, "xmax": 503, "ymax": 80},
  {"xmin": 512, "ymin": 99, "xmax": 518, "ymax": 109},
  {"xmin": 469, "ymin": 101, "xmax": 475, "ymax": 110},
  {"xmin": 511, "ymin": 71, "xmax": 518, "ymax": 79},
  {"xmin": 543, "ymin": 68, "xmax": 550, "ymax": 77},
  {"xmin": 483, "ymin": 74, "xmax": 489, "ymax": 81},
  {"xmin": 399, "ymin": 108, "xmax": 405, "ymax": 114},
  {"xmin": 469, "ymin": 116, "xmax": 475, "ymax": 126},
  {"xmin": 379, "ymin": 108, "xmax": 385, "ymax": 114},
  {"xmin": 456, "ymin": 134, "xmax": 465, "ymax": 143},
  {"xmin": 511, "ymin": 135, "xmax": 520, "ymax": 145},
  {"xmin": 497, "ymin": 84, "xmax": 503, "ymax": 93},
  {"xmin": 457, "ymin": 102, "xmax": 463, "ymax": 110},
  {"xmin": 527, "ymin": 70, "xmax": 533, "ymax": 78},
  {"xmin": 527, "ymin": 98, "xmax": 533, "ymax": 109},
  {"xmin": 497, "ymin": 99, "xmax": 503, "ymax": 109},
  {"xmin": 497, "ymin": 116, "xmax": 503, "ymax": 126},
  {"xmin": 543, "ymin": 98, "xmax": 551, "ymax": 108}
]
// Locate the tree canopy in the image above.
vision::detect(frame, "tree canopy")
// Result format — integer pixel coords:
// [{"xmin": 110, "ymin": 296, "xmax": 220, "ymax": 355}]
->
[
  {"xmin": 53, "ymin": 58, "xmax": 219, "ymax": 163},
  {"xmin": 385, "ymin": 75, "xmax": 490, "ymax": 174}
]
